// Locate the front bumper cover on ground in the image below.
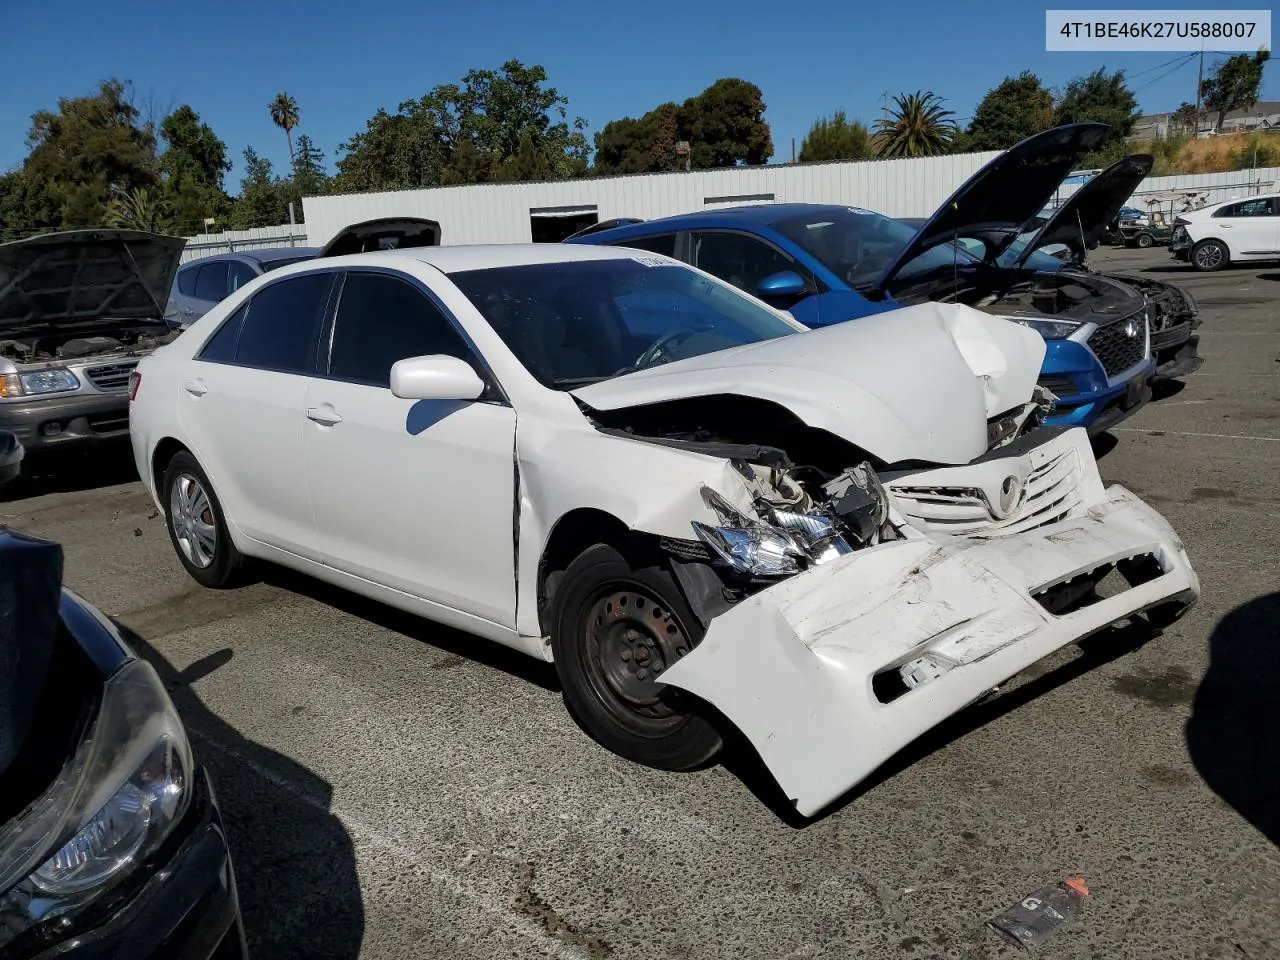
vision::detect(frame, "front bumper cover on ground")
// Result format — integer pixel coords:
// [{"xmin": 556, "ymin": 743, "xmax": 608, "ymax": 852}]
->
[{"xmin": 658, "ymin": 486, "xmax": 1199, "ymax": 818}]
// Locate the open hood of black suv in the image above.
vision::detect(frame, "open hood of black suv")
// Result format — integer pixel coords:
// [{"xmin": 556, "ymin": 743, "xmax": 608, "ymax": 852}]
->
[
  {"xmin": 319, "ymin": 217, "xmax": 442, "ymax": 257},
  {"xmin": 1008, "ymin": 154, "xmax": 1153, "ymax": 268},
  {"xmin": 876, "ymin": 122, "xmax": 1111, "ymax": 289},
  {"xmin": 0, "ymin": 230, "xmax": 185, "ymax": 334}
]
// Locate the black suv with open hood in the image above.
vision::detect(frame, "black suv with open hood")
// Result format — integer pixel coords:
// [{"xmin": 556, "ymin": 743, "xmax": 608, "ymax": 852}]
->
[
  {"xmin": 893, "ymin": 131, "xmax": 1202, "ymax": 383},
  {"xmin": 0, "ymin": 230, "xmax": 185, "ymax": 476},
  {"xmin": 0, "ymin": 526, "xmax": 246, "ymax": 958}
]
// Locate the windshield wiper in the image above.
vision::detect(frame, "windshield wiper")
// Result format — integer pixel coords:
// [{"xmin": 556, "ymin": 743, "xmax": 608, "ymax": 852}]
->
[{"xmin": 551, "ymin": 375, "xmax": 613, "ymax": 387}]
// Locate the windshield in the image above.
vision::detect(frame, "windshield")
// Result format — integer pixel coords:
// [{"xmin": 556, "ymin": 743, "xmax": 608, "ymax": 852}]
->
[
  {"xmin": 770, "ymin": 208, "xmax": 981, "ymax": 290},
  {"xmin": 449, "ymin": 258, "xmax": 801, "ymax": 389}
]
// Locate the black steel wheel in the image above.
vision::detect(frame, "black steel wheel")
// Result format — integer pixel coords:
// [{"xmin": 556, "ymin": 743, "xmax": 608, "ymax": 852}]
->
[
  {"xmin": 1135, "ymin": 232, "xmax": 1154, "ymax": 248},
  {"xmin": 551, "ymin": 543, "xmax": 722, "ymax": 770}
]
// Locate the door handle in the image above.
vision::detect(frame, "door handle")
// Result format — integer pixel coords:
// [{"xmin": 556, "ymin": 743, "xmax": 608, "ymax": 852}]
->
[
  {"xmin": 183, "ymin": 379, "xmax": 207, "ymax": 397},
  {"xmin": 306, "ymin": 405, "xmax": 342, "ymax": 426}
]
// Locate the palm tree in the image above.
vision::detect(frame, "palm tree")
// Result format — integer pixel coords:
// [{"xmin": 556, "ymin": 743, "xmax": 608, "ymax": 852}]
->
[
  {"xmin": 873, "ymin": 91, "xmax": 958, "ymax": 158},
  {"xmin": 105, "ymin": 188, "xmax": 178, "ymax": 234},
  {"xmin": 269, "ymin": 92, "xmax": 300, "ymax": 163}
]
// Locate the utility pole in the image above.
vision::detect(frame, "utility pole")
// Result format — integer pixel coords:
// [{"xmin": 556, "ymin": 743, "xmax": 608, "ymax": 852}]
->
[{"xmin": 1193, "ymin": 43, "xmax": 1204, "ymax": 136}]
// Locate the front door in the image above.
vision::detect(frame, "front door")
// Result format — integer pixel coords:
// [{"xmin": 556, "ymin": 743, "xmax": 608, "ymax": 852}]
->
[{"xmin": 301, "ymin": 270, "xmax": 517, "ymax": 628}]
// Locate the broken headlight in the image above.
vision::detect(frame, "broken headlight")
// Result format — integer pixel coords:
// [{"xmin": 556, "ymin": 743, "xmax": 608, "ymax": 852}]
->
[
  {"xmin": 0, "ymin": 659, "xmax": 192, "ymax": 949},
  {"xmin": 1008, "ymin": 317, "xmax": 1080, "ymax": 340},
  {"xmin": 691, "ymin": 486, "xmax": 851, "ymax": 577}
]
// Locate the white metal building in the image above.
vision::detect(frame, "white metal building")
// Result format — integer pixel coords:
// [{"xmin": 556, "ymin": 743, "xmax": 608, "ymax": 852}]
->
[{"xmin": 300, "ymin": 152, "xmax": 1005, "ymax": 248}]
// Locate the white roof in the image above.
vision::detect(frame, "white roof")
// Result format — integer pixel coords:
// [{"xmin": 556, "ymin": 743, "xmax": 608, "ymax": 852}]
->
[{"xmin": 321, "ymin": 242, "xmax": 649, "ymax": 275}]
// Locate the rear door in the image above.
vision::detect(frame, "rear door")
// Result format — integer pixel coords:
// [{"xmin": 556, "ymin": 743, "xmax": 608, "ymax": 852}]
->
[
  {"xmin": 178, "ymin": 271, "xmax": 335, "ymax": 560},
  {"xmin": 301, "ymin": 269, "xmax": 517, "ymax": 627},
  {"xmin": 1211, "ymin": 198, "xmax": 1280, "ymax": 258}
]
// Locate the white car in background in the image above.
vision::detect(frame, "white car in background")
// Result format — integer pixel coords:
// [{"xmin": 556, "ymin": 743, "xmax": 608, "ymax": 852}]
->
[
  {"xmin": 1171, "ymin": 193, "xmax": 1280, "ymax": 271},
  {"xmin": 127, "ymin": 236, "xmax": 1199, "ymax": 818}
]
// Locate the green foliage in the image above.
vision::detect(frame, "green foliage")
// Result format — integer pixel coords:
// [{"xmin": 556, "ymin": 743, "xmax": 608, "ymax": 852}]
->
[
  {"xmin": 335, "ymin": 60, "xmax": 588, "ymax": 191},
  {"xmin": 227, "ymin": 147, "xmax": 294, "ymax": 229},
  {"xmin": 291, "ymin": 134, "xmax": 330, "ymax": 196},
  {"xmin": 1170, "ymin": 101, "xmax": 1198, "ymax": 134},
  {"xmin": 593, "ymin": 79, "xmax": 771, "ymax": 174},
  {"xmin": 104, "ymin": 187, "xmax": 179, "ymax": 234},
  {"xmin": 1149, "ymin": 133, "xmax": 1189, "ymax": 176},
  {"xmin": 798, "ymin": 110, "xmax": 868, "ymax": 162},
  {"xmin": 1201, "ymin": 50, "xmax": 1271, "ymax": 131},
  {"xmin": 1054, "ymin": 68, "xmax": 1139, "ymax": 162},
  {"xmin": 873, "ymin": 91, "xmax": 957, "ymax": 158},
  {"xmin": 967, "ymin": 72, "xmax": 1054, "ymax": 151},
  {"xmin": 20, "ymin": 79, "xmax": 160, "ymax": 231},
  {"xmin": 269, "ymin": 92, "xmax": 300, "ymax": 160},
  {"xmin": 159, "ymin": 105, "xmax": 231, "ymax": 233},
  {"xmin": 1228, "ymin": 141, "xmax": 1276, "ymax": 170}
]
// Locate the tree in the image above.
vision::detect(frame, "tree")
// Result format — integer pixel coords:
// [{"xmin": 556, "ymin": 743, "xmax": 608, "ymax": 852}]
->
[
  {"xmin": 159, "ymin": 104, "xmax": 231, "ymax": 232},
  {"xmin": 797, "ymin": 110, "xmax": 869, "ymax": 162},
  {"xmin": 873, "ymin": 91, "xmax": 957, "ymax": 158},
  {"xmin": 593, "ymin": 80, "xmax": 771, "ymax": 174},
  {"xmin": 291, "ymin": 134, "xmax": 330, "ymax": 197},
  {"xmin": 1170, "ymin": 101, "xmax": 1199, "ymax": 135},
  {"xmin": 967, "ymin": 72, "xmax": 1055, "ymax": 151},
  {"xmin": 104, "ymin": 187, "xmax": 178, "ymax": 233},
  {"xmin": 1201, "ymin": 50, "xmax": 1271, "ymax": 132},
  {"xmin": 21, "ymin": 79, "xmax": 160, "ymax": 230},
  {"xmin": 0, "ymin": 170, "xmax": 60, "ymax": 241},
  {"xmin": 334, "ymin": 60, "xmax": 589, "ymax": 191},
  {"xmin": 678, "ymin": 78, "xmax": 772, "ymax": 167},
  {"xmin": 228, "ymin": 147, "xmax": 292, "ymax": 229},
  {"xmin": 1053, "ymin": 68, "xmax": 1138, "ymax": 156},
  {"xmin": 269, "ymin": 93, "xmax": 300, "ymax": 162}
]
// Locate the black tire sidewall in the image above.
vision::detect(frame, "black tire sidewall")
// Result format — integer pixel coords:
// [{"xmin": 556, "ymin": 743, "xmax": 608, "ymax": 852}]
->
[
  {"xmin": 551, "ymin": 543, "xmax": 722, "ymax": 770},
  {"xmin": 161, "ymin": 451, "xmax": 243, "ymax": 588},
  {"xmin": 1136, "ymin": 234, "xmax": 1153, "ymax": 248}
]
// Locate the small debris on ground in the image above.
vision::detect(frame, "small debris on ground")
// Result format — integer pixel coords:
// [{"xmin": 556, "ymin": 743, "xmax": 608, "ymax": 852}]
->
[
  {"xmin": 988, "ymin": 876, "xmax": 1089, "ymax": 950},
  {"xmin": 133, "ymin": 528, "xmax": 143, "ymax": 537}
]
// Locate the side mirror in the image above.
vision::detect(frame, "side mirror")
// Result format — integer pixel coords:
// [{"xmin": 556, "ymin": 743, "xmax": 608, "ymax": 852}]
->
[
  {"xmin": 390, "ymin": 355, "xmax": 486, "ymax": 401},
  {"xmin": 755, "ymin": 270, "xmax": 807, "ymax": 298}
]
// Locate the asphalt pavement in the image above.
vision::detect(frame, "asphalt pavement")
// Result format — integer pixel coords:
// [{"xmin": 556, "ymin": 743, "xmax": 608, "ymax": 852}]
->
[{"xmin": 4, "ymin": 245, "xmax": 1279, "ymax": 959}]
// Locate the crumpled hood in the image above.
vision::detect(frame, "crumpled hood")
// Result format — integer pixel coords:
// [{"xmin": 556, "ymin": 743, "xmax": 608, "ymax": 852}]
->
[
  {"xmin": 0, "ymin": 229, "xmax": 185, "ymax": 333},
  {"xmin": 572, "ymin": 301, "xmax": 1046, "ymax": 466}
]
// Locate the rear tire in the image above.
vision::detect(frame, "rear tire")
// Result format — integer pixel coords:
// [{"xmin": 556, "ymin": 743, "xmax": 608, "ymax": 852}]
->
[
  {"xmin": 1135, "ymin": 233, "xmax": 1154, "ymax": 249},
  {"xmin": 1192, "ymin": 239, "xmax": 1228, "ymax": 272},
  {"xmin": 550, "ymin": 543, "xmax": 722, "ymax": 770},
  {"xmin": 161, "ymin": 451, "xmax": 246, "ymax": 589}
]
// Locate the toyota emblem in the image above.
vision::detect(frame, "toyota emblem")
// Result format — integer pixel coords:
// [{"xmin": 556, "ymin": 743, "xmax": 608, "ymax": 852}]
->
[{"xmin": 993, "ymin": 475, "xmax": 1023, "ymax": 519}]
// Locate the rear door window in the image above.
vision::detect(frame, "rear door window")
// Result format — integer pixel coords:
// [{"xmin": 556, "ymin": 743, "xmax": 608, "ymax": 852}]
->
[
  {"xmin": 176, "ymin": 266, "xmax": 198, "ymax": 296},
  {"xmin": 617, "ymin": 234, "xmax": 678, "ymax": 257},
  {"xmin": 227, "ymin": 260, "xmax": 258, "ymax": 294},
  {"xmin": 232, "ymin": 272, "xmax": 334, "ymax": 375},
  {"xmin": 690, "ymin": 231, "xmax": 808, "ymax": 292},
  {"xmin": 194, "ymin": 261, "xmax": 229, "ymax": 302}
]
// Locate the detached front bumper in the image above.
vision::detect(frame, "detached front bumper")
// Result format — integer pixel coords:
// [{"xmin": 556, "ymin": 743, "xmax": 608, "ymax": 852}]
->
[{"xmin": 658, "ymin": 487, "xmax": 1199, "ymax": 818}]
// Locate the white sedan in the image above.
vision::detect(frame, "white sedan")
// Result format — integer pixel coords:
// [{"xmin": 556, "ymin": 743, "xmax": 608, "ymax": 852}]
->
[{"xmin": 128, "ymin": 239, "xmax": 1199, "ymax": 817}]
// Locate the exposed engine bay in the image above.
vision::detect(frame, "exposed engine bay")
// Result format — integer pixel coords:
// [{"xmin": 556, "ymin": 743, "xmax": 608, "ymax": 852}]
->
[{"xmin": 0, "ymin": 322, "xmax": 176, "ymax": 367}]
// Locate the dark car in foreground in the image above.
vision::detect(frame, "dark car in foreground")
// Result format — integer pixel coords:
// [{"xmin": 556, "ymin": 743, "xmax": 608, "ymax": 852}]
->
[
  {"xmin": 0, "ymin": 526, "xmax": 246, "ymax": 959},
  {"xmin": 570, "ymin": 124, "xmax": 1178, "ymax": 435},
  {"xmin": 0, "ymin": 230, "xmax": 185, "ymax": 480}
]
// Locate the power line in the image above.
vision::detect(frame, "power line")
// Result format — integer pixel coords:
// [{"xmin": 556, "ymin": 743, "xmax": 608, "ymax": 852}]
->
[{"xmin": 1134, "ymin": 52, "xmax": 1200, "ymax": 93}]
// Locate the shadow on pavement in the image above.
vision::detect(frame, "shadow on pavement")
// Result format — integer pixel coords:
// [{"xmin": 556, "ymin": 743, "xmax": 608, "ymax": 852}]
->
[
  {"xmin": 724, "ymin": 618, "xmax": 1161, "ymax": 828},
  {"xmin": 1090, "ymin": 431, "xmax": 1119, "ymax": 460},
  {"xmin": 1186, "ymin": 593, "xmax": 1280, "ymax": 846},
  {"xmin": 0, "ymin": 441, "xmax": 139, "ymax": 503},
  {"xmin": 116, "ymin": 625, "xmax": 366, "ymax": 959},
  {"xmin": 1151, "ymin": 379, "xmax": 1187, "ymax": 402},
  {"xmin": 1258, "ymin": 273, "xmax": 1280, "ymax": 283},
  {"xmin": 261, "ymin": 564, "xmax": 561, "ymax": 692}
]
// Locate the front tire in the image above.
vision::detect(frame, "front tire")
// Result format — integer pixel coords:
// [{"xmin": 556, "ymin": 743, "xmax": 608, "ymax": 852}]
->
[
  {"xmin": 161, "ymin": 451, "xmax": 246, "ymax": 588},
  {"xmin": 1135, "ymin": 233, "xmax": 1154, "ymax": 248},
  {"xmin": 1192, "ymin": 239, "xmax": 1228, "ymax": 272},
  {"xmin": 550, "ymin": 543, "xmax": 722, "ymax": 770}
]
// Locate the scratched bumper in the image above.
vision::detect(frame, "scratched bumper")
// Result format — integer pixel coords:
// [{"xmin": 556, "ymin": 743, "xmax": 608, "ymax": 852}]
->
[{"xmin": 657, "ymin": 488, "xmax": 1199, "ymax": 818}]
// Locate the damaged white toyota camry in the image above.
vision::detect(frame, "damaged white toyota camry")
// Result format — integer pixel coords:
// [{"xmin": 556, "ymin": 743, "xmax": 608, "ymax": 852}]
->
[{"xmin": 128, "ymin": 239, "xmax": 1199, "ymax": 817}]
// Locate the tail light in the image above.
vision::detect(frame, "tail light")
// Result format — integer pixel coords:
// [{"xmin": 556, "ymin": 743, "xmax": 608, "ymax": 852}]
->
[{"xmin": 128, "ymin": 371, "xmax": 141, "ymax": 401}]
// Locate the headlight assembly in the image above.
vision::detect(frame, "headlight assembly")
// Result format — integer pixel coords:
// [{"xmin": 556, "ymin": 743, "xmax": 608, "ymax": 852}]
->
[
  {"xmin": 0, "ymin": 369, "xmax": 80, "ymax": 398},
  {"xmin": 1009, "ymin": 317, "xmax": 1080, "ymax": 340},
  {"xmin": 0, "ymin": 659, "xmax": 192, "ymax": 947},
  {"xmin": 691, "ymin": 486, "xmax": 852, "ymax": 578}
]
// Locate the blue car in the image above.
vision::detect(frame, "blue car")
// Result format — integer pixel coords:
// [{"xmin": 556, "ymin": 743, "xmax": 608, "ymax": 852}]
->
[{"xmin": 569, "ymin": 123, "xmax": 1166, "ymax": 435}]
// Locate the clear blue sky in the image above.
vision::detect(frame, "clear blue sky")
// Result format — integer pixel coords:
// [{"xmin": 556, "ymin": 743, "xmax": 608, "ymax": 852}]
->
[{"xmin": 1, "ymin": 0, "xmax": 1273, "ymax": 191}]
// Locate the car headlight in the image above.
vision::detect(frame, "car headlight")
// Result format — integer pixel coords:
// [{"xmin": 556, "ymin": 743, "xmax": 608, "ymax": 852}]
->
[
  {"xmin": 0, "ymin": 659, "xmax": 192, "ymax": 947},
  {"xmin": 0, "ymin": 369, "xmax": 80, "ymax": 398},
  {"xmin": 691, "ymin": 486, "xmax": 851, "ymax": 577},
  {"xmin": 1009, "ymin": 317, "xmax": 1080, "ymax": 340}
]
